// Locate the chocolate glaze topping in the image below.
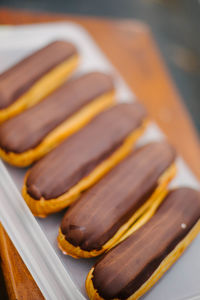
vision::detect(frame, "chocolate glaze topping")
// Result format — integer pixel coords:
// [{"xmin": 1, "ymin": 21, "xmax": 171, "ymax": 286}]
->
[
  {"xmin": 0, "ymin": 41, "xmax": 77, "ymax": 110},
  {"xmin": 0, "ymin": 72, "xmax": 114, "ymax": 153},
  {"xmin": 61, "ymin": 142, "xmax": 176, "ymax": 251},
  {"xmin": 92, "ymin": 188, "xmax": 200, "ymax": 300},
  {"xmin": 26, "ymin": 102, "xmax": 146, "ymax": 200}
]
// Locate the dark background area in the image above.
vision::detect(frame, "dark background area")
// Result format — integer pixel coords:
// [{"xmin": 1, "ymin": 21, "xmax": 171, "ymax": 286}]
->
[{"xmin": 0, "ymin": 0, "xmax": 200, "ymax": 134}]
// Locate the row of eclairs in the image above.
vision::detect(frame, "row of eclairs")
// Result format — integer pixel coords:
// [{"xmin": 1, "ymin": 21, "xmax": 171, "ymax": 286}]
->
[{"xmin": 0, "ymin": 40, "xmax": 199, "ymax": 300}]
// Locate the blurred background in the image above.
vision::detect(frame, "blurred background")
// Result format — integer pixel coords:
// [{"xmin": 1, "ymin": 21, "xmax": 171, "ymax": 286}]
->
[{"xmin": 0, "ymin": 0, "xmax": 199, "ymax": 134}]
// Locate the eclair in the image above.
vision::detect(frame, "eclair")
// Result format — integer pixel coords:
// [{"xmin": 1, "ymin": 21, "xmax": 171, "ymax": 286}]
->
[
  {"xmin": 0, "ymin": 40, "xmax": 78, "ymax": 123},
  {"xmin": 0, "ymin": 72, "xmax": 115, "ymax": 167},
  {"xmin": 86, "ymin": 187, "xmax": 200, "ymax": 300},
  {"xmin": 22, "ymin": 102, "xmax": 147, "ymax": 217},
  {"xmin": 58, "ymin": 142, "xmax": 176, "ymax": 258}
]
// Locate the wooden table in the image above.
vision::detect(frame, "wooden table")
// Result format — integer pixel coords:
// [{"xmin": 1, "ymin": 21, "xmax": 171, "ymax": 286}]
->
[{"xmin": 0, "ymin": 8, "xmax": 199, "ymax": 300}]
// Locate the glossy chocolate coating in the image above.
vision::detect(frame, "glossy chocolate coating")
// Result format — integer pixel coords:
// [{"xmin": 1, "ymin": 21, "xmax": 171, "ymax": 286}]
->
[
  {"xmin": 26, "ymin": 102, "xmax": 146, "ymax": 200},
  {"xmin": 61, "ymin": 142, "xmax": 176, "ymax": 251},
  {"xmin": 0, "ymin": 72, "xmax": 113, "ymax": 153},
  {"xmin": 92, "ymin": 188, "xmax": 200, "ymax": 300},
  {"xmin": 0, "ymin": 40, "xmax": 77, "ymax": 110}
]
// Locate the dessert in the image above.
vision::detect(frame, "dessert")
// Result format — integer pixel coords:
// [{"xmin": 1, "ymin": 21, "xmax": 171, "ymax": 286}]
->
[
  {"xmin": 22, "ymin": 102, "xmax": 147, "ymax": 217},
  {"xmin": 86, "ymin": 188, "xmax": 200, "ymax": 300},
  {"xmin": 0, "ymin": 40, "xmax": 78, "ymax": 123},
  {"xmin": 0, "ymin": 72, "xmax": 115, "ymax": 166},
  {"xmin": 58, "ymin": 142, "xmax": 176, "ymax": 258}
]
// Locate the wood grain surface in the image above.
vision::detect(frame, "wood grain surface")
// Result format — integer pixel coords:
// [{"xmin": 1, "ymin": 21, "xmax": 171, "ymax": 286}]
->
[{"xmin": 0, "ymin": 8, "xmax": 199, "ymax": 300}]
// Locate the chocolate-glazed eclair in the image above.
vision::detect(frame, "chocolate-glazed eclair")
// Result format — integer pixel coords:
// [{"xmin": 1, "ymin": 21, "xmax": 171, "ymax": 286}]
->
[
  {"xmin": 0, "ymin": 72, "xmax": 115, "ymax": 167},
  {"xmin": 0, "ymin": 40, "xmax": 78, "ymax": 123},
  {"xmin": 22, "ymin": 102, "xmax": 147, "ymax": 217},
  {"xmin": 58, "ymin": 142, "xmax": 176, "ymax": 258},
  {"xmin": 86, "ymin": 187, "xmax": 200, "ymax": 300}
]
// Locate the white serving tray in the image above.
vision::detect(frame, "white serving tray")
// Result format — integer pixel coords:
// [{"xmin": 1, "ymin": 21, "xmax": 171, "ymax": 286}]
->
[{"xmin": 0, "ymin": 23, "xmax": 200, "ymax": 300}]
